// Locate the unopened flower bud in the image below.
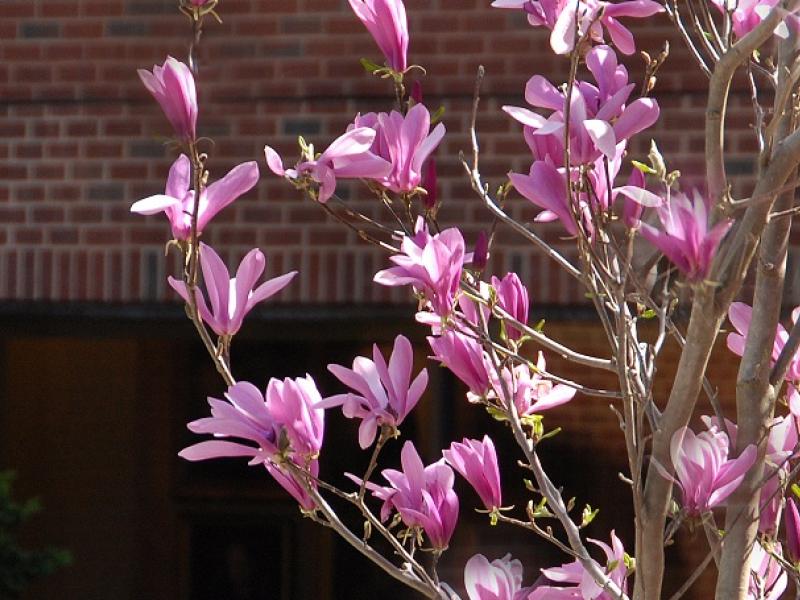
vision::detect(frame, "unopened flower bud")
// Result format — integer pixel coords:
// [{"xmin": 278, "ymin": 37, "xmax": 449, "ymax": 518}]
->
[
  {"xmin": 472, "ymin": 230, "xmax": 489, "ymax": 271},
  {"xmin": 785, "ymin": 497, "xmax": 800, "ymax": 563}
]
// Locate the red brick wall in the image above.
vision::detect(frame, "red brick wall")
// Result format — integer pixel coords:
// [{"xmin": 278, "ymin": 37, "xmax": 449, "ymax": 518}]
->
[{"xmin": 0, "ymin": 0, "xmax": 769, "ymax": 304}]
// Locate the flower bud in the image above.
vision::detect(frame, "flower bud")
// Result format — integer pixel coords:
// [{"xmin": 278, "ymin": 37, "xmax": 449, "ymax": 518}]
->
[{"xmin": 785, "ymin": 497, "xmax": 800, "ymax": 563}]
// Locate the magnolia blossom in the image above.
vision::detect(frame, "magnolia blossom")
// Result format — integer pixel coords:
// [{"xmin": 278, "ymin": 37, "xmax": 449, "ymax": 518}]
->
[
  {"xmin": 710, "ymin": 0, "xmax": 779, "ymax": 38},
  {"xmin": 178, "ymin": 378, "xmax": 325, "ymax": 510},
  {"xmin": 351, "ymin": 103, "xmax": 446, "ymax": 194},
  {"xmin": 702, "ymin": 415, "xmax": 798, "ymax": 534},
  {"xmin": 730, "ymin": 299, "xmax": 800, "ymax": 418},
  {"xmin": 655, "ymin": 425, "xmax": 756, "ymax": 516},
  {"xmin": 358, "ymin": 441, "xmax": 459, "ymax": 549},
  {"xmin": 748, "ymin": 541, "xmax": 788, "ymax": 600},
  {"xmin": 639, "ymin": 190, "xmax": 733, "ymax": 281},
  {"xmin": 529, "ymin": 531, "xmax": 630, "ymax": 599},
  {"xmin": 727, "ymin": 302, "xmax": 800, "ymax": 383},
  {"xmin": 443, "ymin": 436, "xmax": 502, "ymax": 511},
  {"xmin": 349, "ymin": 0, "xmax": 408, "ymax": 71},
  {"xmin": 494, "ymin": 354, "xmax": 576, "ymax": 417},
  {"xmin": 375, "ymin": 217, "xmax": 465, "ymax": 317},
  {"xmin": 504, "ymin": 46, "xmax": 660, "ymax": 165},
  {"xmin": 492, "ymin": 273, "xmax": 529, "ymax": 342},
  {"xmin": 464, "ymin": 554, "xmax": 532, "ymax": 600},
  {"xmin": 131, "ymin": 154, "xmax": 259, "ymax": 240},
  {"xmin": 138, "ymin": 56, "xmax": 197, "ymax": 140},
  {"xmin": 265, "ymin": 127, "xmax": 391, "ymax": 203},
  {"xmin": 491, "ymin": 0, "xmax": 663, "ymax": 55},
  {"xmin": 168, "ymin": 243, "xmax": 296, "ymax": 337},
  {"xmin": 428, "ymin": 331, "xmax": 494, "ymax": 399},
  {"xmin": 319, "ymin": 334, "xmax": 428, "ymax": 448}
]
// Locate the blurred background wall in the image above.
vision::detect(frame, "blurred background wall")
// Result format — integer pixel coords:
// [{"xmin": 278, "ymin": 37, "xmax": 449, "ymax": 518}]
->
[{"xmin": 0, "ymin": 1, "xmax": 789, "ymax": 598}]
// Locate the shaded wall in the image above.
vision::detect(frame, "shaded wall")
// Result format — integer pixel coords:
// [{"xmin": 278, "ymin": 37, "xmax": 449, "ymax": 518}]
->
[{"xmin": 0, "ymin": 309, "xmax": 741, "ymax": 599}]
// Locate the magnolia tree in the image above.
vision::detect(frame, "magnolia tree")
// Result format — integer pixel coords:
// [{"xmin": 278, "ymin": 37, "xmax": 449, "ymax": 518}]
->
[{"xmin": 130, "ymin": 0, "xmax": 800, "ymax": 598}]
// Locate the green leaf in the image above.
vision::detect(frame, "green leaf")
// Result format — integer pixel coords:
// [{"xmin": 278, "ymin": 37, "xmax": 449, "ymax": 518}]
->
[
  {"xmin": 430, "ymin": 105, "xmax": 446, "ymax": 125},
  {"xmin": 581, "ymin": 504, "xmax": 599, "ymax": 528},
  {"xmin": 792, "ymin": 483, "xmax": 800, "ymax": 499},
  {"xmin": 538, "ymin": 426, "xmax": 561, "ymax": 442},
  {"xmin": 360, "ymin": 58, "xmax": 383, "ymax": 73},
  {"xmin": 631, "ymin": 160, "xmax": 656, "ymax": 174},
  {"xmin": 623, "ymin": 552, "xmax": 636, "ymax": 572},
  {"xmin": 486, "ymin": 405, "xmax": 508, "ymax": 422}
]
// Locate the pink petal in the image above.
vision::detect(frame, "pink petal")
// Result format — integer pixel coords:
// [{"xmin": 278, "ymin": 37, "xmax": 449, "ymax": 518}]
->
[
  {"xmin": 264, "ymin": 145, "xmax": 286, "ymax": 176},
  {"xmin": 130, "ymin": 194, "xmax": 181, "ymax": 215},
  {"xmin": 200, "ymin": 161, "xmax": 260, "ymax": 231},
  {"xmin": 179, "ymin": 440, "xmax": 259, "ymax": 461}
]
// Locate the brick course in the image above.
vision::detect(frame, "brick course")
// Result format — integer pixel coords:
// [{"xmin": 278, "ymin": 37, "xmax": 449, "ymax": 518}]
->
[{"xmin": 0, "ymin": 0, "xmax": 775, "ymax": 304}]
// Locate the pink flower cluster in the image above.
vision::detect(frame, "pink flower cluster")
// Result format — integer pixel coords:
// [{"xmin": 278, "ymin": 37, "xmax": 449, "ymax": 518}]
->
[
  {"xmin": 529, "ymin": 531, "xmax": 630, "ymax": 599},
  {"xmin": 655, "ymin": 423, "xmax": 756, "ymax": 517},
  {"xmin": 265, "ymin": 104, "xmax": 444, "ymax": 203},
  {"xmin": 506, "ymin": 45, "xmax": 661, "ymax": 240},
  {"xmin": 464, "ymin": 553, "xmax": 533, "ymax": 600},
  {"xmin": 179, "ymin": 378, "xmax": 326, "ymax": 510},
  {"xmin": 639, "ymin": 190, "xmax": 733, "ymax": 282},
  {"xmin": 491, "ymin": 0, "xmax": 663, "ymax": 55},
  {"xmin": 168, "ymin": 243, "xmax": 296, "ymax": 337},
  {"xmin": 358, "ymin": 441, "xmax": 459, "ymax": 549},
  {"xmin": 375, "ymin": 217, "xmax": 465, "ymax": 318},
  {"xmin": 320, "ymin": 334, "xmax": 428, "ymax": 448}
]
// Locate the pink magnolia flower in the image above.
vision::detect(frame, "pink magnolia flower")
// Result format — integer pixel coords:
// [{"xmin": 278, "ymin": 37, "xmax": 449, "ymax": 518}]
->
[
  {"xmin": 375, "ymin": 217, "xmax": 465, "ymax": 318},
  {"xmin": 491, "ymin": 0, "xmax": 663, "ymax": 55},
  {"xmin": 443, "ymin": 436, "xmax": 502, "ymax": 511},
  {"xmin": 748, "ymin": 541, "xmax": 788, "ymax": 600},
  {"xmin": 168, "ymin": 243, "xmax": 296, "ymax": 337},
  {"xmin": 428, "ymin": 331, "xmax": 495, "ymax": 400},
  {"xmin": 349, "ymin": 0, "xmax": 409, "ymax": 72},
  {"xmin": 178, "ymin": 378, "xmax": 325, "ymax": 509},
  {"xmin": 528, "ymin": 531, "xmax": 630, "ymax": 600},
  {"xmin": 492, "ymin": 272, "xmax": 530, "ymax": 342},
  {"xmin": 464, "ymin": 554, "xmax": 532, "ymax": 600},
  {"xmin": 727, "ymin": 302, "xmax": 800, "ymax": 383},
  {"xmin": 350, "ymin": 103, "xmax": 446, "ymax": 194},
  {"xmin": 702, "ymin": 414, "xmax": 798, "ymax": 534},
  {"xmin": 265, "ymin": 127, "xmax": 392, "ymax": 203},
  {"xmin": 494, "ymin": 353, "xmax": 576, "ymax": 417},
  {"xmin": 504, "ymin": 46, "xmax": 660, "ymax": 165},
  {"xmin": 319, "ymin": 334, "xmax": 428, "ymax": 448},
  {"xmin": 639, "ymin": 190, "xmax": 733, "ymax": 281},
  {"xmin": 509, "ymin": 159, "xmax": 589, "ymax": 238},
  {"xmin": 784, "ymin": 498, "xmax": 800, "ymax": 563},
  {"xmin": 509, "ymin": 152, "xmax": 659, "ymax": 239},
  {"xmin": 131, "ymin": 154, "xmax": 259, "ymax": 241},
  {"xmin": 710, "ymin": 0, "xmax": 779, "ymax": 38},
  {"xmin": 358, "ymin": 441, "xmax": 459, "ymax": 549},
  {"xmin": 655, "ymin": 425, "xmax": 756, "ymax": 517},
  {"xmin": 138, "ymin": 56, "xmax": 197, "ymax": 141}
]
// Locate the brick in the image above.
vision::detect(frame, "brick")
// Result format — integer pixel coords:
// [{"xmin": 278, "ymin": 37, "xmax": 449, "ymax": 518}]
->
[
  {"xmin": 20, "ymin": 22, "xmax": 60, "ymax": 38},
  {"xmin": 282, "ymin": 119, "xmax": 322, "ymax": 136},
  {"xmin": 106, "ymin": 20, "xmax": 149, "ymax": 36},
  {"xmin": 88, "ymin": 183, "xmax": 125, "ymax": 202}
]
